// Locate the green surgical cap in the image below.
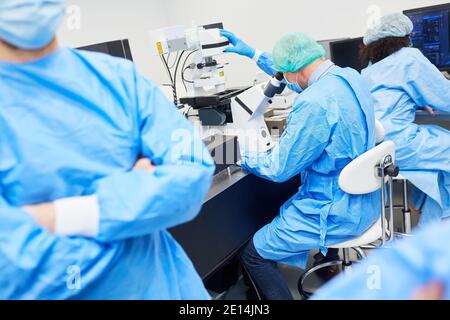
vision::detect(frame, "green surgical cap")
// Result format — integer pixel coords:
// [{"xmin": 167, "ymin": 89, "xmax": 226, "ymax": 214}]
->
[{"xmin": 272, "ymin": 32, "xmax": 326, "ymax": 73}]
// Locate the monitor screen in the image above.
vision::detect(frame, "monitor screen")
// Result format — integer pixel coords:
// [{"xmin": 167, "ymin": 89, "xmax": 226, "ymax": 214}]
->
[
  {"xmin": 404, "ymin": 4, "xmax": 450, "ymax": 71},
  {"xmin": 318, "ymin": 38, "xmax": 349, "ymax": 60},
  {"xmin": 329, "ymin": 37, "xmax": 364, "ymax": 72},
  {"xmin": 77, "ymin": 39, "xmax": 133, "ymax": 61}
]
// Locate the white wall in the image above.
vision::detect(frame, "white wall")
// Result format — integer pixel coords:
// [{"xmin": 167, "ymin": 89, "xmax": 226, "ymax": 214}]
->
[
  {"xmin": 58, "ymin": 0, "xmax": 171, "ymax": 84},
  {"xmin": 58, "ymin": 0, "xmax": 450, "ymax": 87},
  {"xmin": 163, "ymin": 0, "xmax": 450, "ymax": 87}
]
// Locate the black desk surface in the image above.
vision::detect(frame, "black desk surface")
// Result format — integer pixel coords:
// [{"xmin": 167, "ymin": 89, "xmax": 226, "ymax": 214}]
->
[
  {"xmin": 170, "ymin": 167, "xmax": 299, "ymax": 280},
  {"xmin": 415, "ymin": 111, "xmax": 450, "ymax": 129}
]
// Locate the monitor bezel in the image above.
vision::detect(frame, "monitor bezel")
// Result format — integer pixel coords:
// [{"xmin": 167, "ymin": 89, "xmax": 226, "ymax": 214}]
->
[
  {"xmin": 403, "ymin": 3, "xmax": 450, "ymax": 16},
  {"xmin": 76, "ymin": 39, "xmax": 133, "ymax": 62}
]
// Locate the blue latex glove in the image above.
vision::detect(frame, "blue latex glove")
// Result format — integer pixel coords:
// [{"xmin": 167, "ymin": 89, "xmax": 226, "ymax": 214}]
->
[{"xmin": 220, "ymin": 29, "xmax": 256, "ymax": 59}]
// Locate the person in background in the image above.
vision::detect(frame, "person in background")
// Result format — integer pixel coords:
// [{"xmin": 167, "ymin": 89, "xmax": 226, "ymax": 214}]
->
[
  {"xmin": 312, "ymin": 220, "xmax": 450, "ymax": 300},
  {"xmin": 360, "ymin": 13, "xmax": 450, "ymax": 226},
  {"xmin": 221, "ymin": 31, "xmax": 380, "ymax": 300},
  {"xmin": 220, "ymin": 29, "xmax": 341, "ymax": 274},
  {"xmin": 0, "ymin": 0, "xmax": 214, "ymax": 299}
]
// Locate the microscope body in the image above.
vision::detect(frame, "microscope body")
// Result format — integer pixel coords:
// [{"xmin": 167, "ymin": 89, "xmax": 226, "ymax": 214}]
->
[
  {"xmin": 151, "ymin": 23, "xmax": 287, "ymax": 153},
  {"xmin": 230, "ymin": 73, "xmax": 286, "ymax": 152}
]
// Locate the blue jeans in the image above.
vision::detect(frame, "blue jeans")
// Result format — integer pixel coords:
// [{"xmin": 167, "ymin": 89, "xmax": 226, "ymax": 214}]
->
[{"xmin": 240, "ymin": 239, "xmax": 294, "ymax": 300}]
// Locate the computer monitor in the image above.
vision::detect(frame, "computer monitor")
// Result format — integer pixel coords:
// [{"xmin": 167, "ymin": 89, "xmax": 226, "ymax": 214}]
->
[
  {"xmin": 329, "ymin": 37, "xmax": 364, "ymax": 72},
  {"xmin": 404, "ymin": 3, "xmax": 450, "ymax": 71},
  {"xmin": 318, "ymin": 38, "xmax": 349, "ymax": 60},
  {"xmin": 77, "ymin": 39, "xmax": 133, "ymax": 61}
]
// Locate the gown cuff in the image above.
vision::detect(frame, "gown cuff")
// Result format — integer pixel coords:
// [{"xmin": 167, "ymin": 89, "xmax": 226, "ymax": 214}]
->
[
  {"xmin": 253, "ymin": 49, "xmax": 263, "ymax": 62},
  {"xmin": 54, "ymin": 195, "xmax": 100, "ymax": 237}
]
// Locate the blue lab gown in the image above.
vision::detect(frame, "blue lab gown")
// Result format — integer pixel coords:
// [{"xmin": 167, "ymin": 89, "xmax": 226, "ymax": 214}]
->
[
  {"xmin": 361, "ymin": 48, "xmax": 450, "ymax": 225},
  {"xmin": 313, "ymin": 220, "xmax": 450, "ymax": 300},
  {"xmin": 0, "ymin": 48, "xmax": 215, "ymax": 299},
  {"xmin": 243, "ymin": 54, "xmax": 380, "ymax": 269}
]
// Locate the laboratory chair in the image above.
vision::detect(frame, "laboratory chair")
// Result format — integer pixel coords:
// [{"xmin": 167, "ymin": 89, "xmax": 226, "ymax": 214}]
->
[
  {"xmin": 392, "ymin": 174, "xmax": 412, "ymax": 234},
  {"xmin": 376, "ymin": 120, "xmax": 412, "ymax": 235},
  {"xmin": 298, "ymin": 139, "xmax": 400, "ymax": 298}
]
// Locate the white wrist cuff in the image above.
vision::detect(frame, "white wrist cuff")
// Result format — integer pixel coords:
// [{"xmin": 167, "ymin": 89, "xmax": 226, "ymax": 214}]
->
[
  {"xmin": 54, "ymin": 195, "xmax": 100, "ymax": 237},
  {"xmin": 253, "ymin": 49, "xmax": 262, "ymax": 62}
]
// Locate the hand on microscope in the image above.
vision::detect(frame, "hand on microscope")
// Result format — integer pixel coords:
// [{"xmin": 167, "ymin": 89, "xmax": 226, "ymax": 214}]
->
[{"xmin": 220, "ymin": 29, "xmax": 256, "ymax": 59}]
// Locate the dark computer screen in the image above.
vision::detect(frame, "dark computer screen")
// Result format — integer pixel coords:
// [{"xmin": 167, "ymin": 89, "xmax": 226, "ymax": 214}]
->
[
  {"xmin": 404, "ymin": 3, "xmax": 450, "ymax": 71},
  {"xmin": 318, "ymin": 38, "xmax": 348, "ymax": 60},
  {"xmin": 77, "ymin": 39, "xmax": 133, "ymax": 61},
  {"xmin": 329, "ymin": 37, "xmax": 364, "ymax": 72}
]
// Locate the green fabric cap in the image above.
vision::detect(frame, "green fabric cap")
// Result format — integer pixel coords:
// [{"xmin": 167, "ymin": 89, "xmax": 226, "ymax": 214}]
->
[{"xmin": 272, "ymin": 32, "xmax": 326, "ymax": 73}]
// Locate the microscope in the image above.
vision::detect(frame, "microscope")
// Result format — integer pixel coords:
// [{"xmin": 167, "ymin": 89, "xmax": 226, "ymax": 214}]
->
[
  {"xmin": 229, "ymin": 72, "xmax": 286, "ymax": 152},
  {"xmin": 150, "ymin": 23, "xmax": 287, "ymax": 156},
  {"xmin": 150, "ymin": 23, "xmax": 229, "ymax": 97}
]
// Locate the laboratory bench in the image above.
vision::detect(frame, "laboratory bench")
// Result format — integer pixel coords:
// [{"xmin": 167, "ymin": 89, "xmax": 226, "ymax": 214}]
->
[
  {"xmin": 415, "ymin": 110, "xmax": 450, "ymax": 129},
  {"xmin": 170, "ymin": 165, "xmax": 299, "ymax": 280}
]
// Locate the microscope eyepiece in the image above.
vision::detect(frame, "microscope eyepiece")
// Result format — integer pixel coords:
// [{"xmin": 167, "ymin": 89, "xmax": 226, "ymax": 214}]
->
[{"xmin": 274, "ymin": 72, "xmax": 284, "ymax": 81}]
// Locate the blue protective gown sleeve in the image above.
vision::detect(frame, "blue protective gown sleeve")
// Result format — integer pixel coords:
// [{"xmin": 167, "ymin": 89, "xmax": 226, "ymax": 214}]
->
[
  {"xmin": 312, "ymin": 221, "xmax": 450, "ymax": 300},
  {"xmin": 242, "ymin": 98, "xmax": 333, "ymax": 183},
  {"xmin": 406, "ymin": 52, "xmax": 450, "ymax": 112},
  {"xmin": 256, "ymin": 52, "xmax": 303, "ymax": 94},
  {"xmin": 0, "ymin": 188, "xmax": 110, "ymax": 299},
  {"xmin": 90, "ymin": 68, "xmax": 215, "ymax": 242}
]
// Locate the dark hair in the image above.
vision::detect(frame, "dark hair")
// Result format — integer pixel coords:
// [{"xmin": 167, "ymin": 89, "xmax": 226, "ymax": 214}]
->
[
  {"xmin": 359, "ymin": 36, "xmax": 411, "ymax": 68},
  {"xmin": 0, "ymin": 40, "xmax": 19, "ymax": 50}
]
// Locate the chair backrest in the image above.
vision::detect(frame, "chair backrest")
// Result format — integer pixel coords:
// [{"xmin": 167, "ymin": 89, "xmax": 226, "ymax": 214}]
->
[
  {"xmin": 339, "ymin": 141, "xmax": 395, "ymax": 195},
  {"xmin": 375, "ymin": 120, "xmax": 385, "ymax": 144}
]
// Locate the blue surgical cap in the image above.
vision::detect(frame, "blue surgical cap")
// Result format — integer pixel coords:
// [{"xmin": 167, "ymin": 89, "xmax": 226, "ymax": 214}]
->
[
  {"xmin": 272, "ymin": 32, "xmax": 326, "ymax": 73},
  {"xmin": 0, "ymin": 0, "xmax": 65, "ymax": 50},
  {"xmin": 363, "ymin": 13, "xmax": 414, "ymax": 46}
]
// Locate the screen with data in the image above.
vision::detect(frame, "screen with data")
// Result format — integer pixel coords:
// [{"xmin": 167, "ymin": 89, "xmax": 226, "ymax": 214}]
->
[{"xmin": 405, "ymin": 4, "xmax": 450, "ymax": 71}]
